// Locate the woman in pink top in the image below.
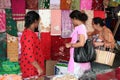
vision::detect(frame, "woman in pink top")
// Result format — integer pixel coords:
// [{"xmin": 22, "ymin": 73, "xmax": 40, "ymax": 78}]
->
[{"xmin": 66, "ymin": 10, "xmax": 91, "ymax": 77}]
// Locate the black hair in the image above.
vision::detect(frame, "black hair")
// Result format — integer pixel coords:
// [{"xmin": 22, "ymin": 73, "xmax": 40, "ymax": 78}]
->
[
  {"xmin": 69, "ymin": 10, "xmax": 88, "ymax": 22},
  {"xmin": 93, "ymin": 17, "xmax": 105, "ymax": 27},
  {"xmin": 25, "ymin": 11, "xmax": 40, "ymax": 28}
]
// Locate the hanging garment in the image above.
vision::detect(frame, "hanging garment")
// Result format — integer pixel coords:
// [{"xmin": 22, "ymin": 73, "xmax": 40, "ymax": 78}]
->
[
  {"xmin": 0, "ymin": 32, "xmax": 7, "ymax": 61},
  {"xmin": 51, "ymin": 36, "xmax": 71, "ymax": 61},
  {"xmin": 94, "ymin": 10, "xmax": 106, "ymax": 19},
  {"xmin": 7, "ymin": 34, "xmax": 18, "ymax": 62},
  {"xmin": 80, "ymin": 0, "xmax": 92, "ymax": 10},
  {"xmin": 92, "ymin": 0, "xmax": 104, "ymax": 10},
  {"xmin": 6, "ymin": 18, "xmax": 18, "ymax": 37},
  {"xmin": 109, "ymin": 0, "xmax": 119, "ymax": 7},
  {"xmin": 85, "ymin": 10, "xmax": 94, "ymax": 32},
  {"xmin": 5, "ymin": 9, "xmax": 12, "ymax": 19},
  {"xmin": 38, "ymin": 0, "xmax": 50, "ymax": 9},
  {"xmin": 39, "ymin": 10, "xmax": 51, "ymax": 32},
  {"xmin": 50, "ymin": 0, "xmax": 60, "ymax": 9},
  {"xmin": 60, "ymin": 0, "xmax": 71, "ymax": 10},
  {"xmin": 70, "ymin": 0, "xmax": 80, "ymax": 10},
  {"xmin": 17, "ymin": 21, "xmax": 25, "ymax": 32},
  {"xmin": 0, "ymin": 9, "xmax": 6, "ymax": 32},
  {"xmin": 0, "ymin": 0, "xmax": 11, "ymax": 9},
  {"xmin": 18, "ymin": 32, "xmax": 22, "ymax": 55},
  {"xmin": 11, "ymin": 0, "xmax": 25, "ymax": 20},
  {"xmin": 61, "ymin": 10, "xmax": 73, "ymax": 38},
  {"xmin": 41, "ymin": 32, "xmax": 51, "ymax": 60},
  {"xmin": 26, "ymin": 0, "xmax": 38, "ymax": 10},
  {"xmin": 51, "ymin": 10, "xmax": 61, "ymax": 35}
]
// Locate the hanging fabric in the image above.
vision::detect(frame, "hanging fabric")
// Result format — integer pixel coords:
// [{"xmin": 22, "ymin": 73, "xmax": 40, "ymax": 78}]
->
[
  {"xmin": 61, "ymin": 10, "xmax": 73, "ymax": 38},
  {"xmin": 39, "ymin": 10, "xmax": 51, "ymax": 32},
  {"xmin": 5, "ymin": 9, "xmax": 12, "ymax": 19},
  {"xmin": 80, "ymin": 0, "xmax": 92, "ymax": 10},
  {"xmin": 41, "ymin": 32, "xmax": 51, "ymax": 60},
  {"xmin": 0, "ymin": 32, "xmax": 7, "ymax": 61},
  {"xmin": 60, "ymin": 0, "xmax": 71, "ymax": 10},
  {"xmin": 50, "ymin": 0, "xmax": 60, "ymax": 9},
  {"xmin": 11, "ymin": 0, "xmax": 25, "ymax": 21},
  {"xmin": 85, "ymin": 10, "xmax": 94, "ymax": 32},
  {"xmin": 70, "ymin": 0, "xmax": 80, "ymax": 10},
  {"xmin": 17, "ymin": 21, "xmax": 25, "ymax": 32},
  {"xmin": 38, "ymin": 0, "xmax": 50, "ymax": 9},
  {"xmin": 94, "ymin": 10, "xmax": 106, "ymax": 19},
  {"xmin": 26, "ymin": 0, "xmax": 38, "ymax": 10},
  {"xmin": 109, "ymin": 0, "xmax": 119, "ymax": 7},
  {"xmin": 92, "ymin": 0, "xmax": 104, "ymax": 10},
  {"xmin": 0, "ymin": 9, "xmax": 6, "ymax": 32},
  {"xmin": 7, "ymin": 34, "xmax": 18, "ymax": 62},
  {"xmin": 51, "ymin": 10, "xmax": 61, "ymax": 35},
  {"xmin": 0, "ymin": 0, "xmax": 11, "ymax": 9},
  {"xmin": 18, "ymin": 32, "xmax": 22, "ymax": 55}
]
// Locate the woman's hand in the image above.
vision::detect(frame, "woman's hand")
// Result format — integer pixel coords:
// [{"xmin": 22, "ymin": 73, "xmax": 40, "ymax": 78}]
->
[
  {"xmin": 37, "ymin": 67, "xmax": 43, "ymax": 76},
  {"xmin": 65, "ymin": 43, "xmax": 72, "ymax": 48},
  {"xmin": 93, "ymin": 42, "xmax": 104, "ymax": 47},
  {"xmin": 104, "ymin": 42, "xmax": 112, "ymax": 49}
]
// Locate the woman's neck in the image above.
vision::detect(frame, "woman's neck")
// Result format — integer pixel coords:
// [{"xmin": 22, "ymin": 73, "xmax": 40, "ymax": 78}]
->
[{"xmin": 27, "ymin": 26, "xmax": 34, "ymax": 32}]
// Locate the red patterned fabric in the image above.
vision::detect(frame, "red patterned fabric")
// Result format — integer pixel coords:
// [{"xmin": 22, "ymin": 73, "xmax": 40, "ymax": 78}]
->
[
  {"xmin": 92, "ymin": 0, "xmax": 104, "ymax": 10},
  {"xmin": 115, "ymin": 67, "xmax": 120, "ymax": 80},
  {"xmin": 94, "ymin": 10, "xmax": 106, "ymax": 19},
  {"xmin": 51, "ymin": 36, "xmax": 71, "ymax": 61},
  {"xmin": 26, "ymin": 0, "xmax": 38, "ymax": 10},
  {"xmin": 19, "ymin": 29, "xmax": 45, "ymax": 78},
  {"xmin": 40, "ymin": 32, "xmax": 51, "ymax": 60}
]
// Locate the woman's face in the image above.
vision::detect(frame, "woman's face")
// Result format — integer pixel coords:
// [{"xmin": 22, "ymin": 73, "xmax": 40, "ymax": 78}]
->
[
  {"xmin": 34, "ymin": 20, "xmax": 40, "ymax": 28},
  {"xmin": 71, "ymin": 18, "xmax": 78, "ymax": 26},
  {"xmin": 92, "ymin": 22, "xmax": 99, "ymax": 30}
]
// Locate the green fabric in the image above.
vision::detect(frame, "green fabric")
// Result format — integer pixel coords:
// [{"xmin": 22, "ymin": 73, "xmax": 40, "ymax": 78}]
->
[
  {"xmin": 0, "ymin": 32, "xmax": 7, "ymax": 61},
  {"xmin": 6, "ymin": 18, "xmax": 18, "ymax": 37},
  {"xmin": 5, "ymin": 9, "xmax": 12, "ymax": 19},
  {"xmin": 70, "ymin": 0, "xmax": 80, "ymax": 10},
  {"xmin": 39, "ymin": 0, "xmax": 50, "ymax": 9},
  {"xmin": 109, "ymin": 0, "xmax": 119, "ymax": 7}
]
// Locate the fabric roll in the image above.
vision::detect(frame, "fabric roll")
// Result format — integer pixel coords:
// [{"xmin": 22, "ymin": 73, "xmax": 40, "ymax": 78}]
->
[
  {"xmin": 94, "ymin": 10, "xmax": 106, "ymax": 19},
  {"xmin": 70, "ymin": 0, "xmax": 80, "ymax": 10},
  {"xmin": 38, "ymin": 0, "xmax": 50, "ymax": 9},
  {"xmin": 80, "ymin": 0, "xmax": 92, "ymax": 10},
  {"xmin": 60, "ymin": 0, "xmax": 71, "ymax": 10},
  {"xmin": 0, "ymin": 0, "xmax": 11, "ymax": 9},
  {"xmin": 61, "ymin": 10, "xmax": 73, "ymax": 38},
  {"xmin": 11, "ymin": 0, "xmax": 25, "ymax": 20},
  {"xmin": 51, "ymin": 10, "xmax": 61, "ymax": 35},
  {"xmin": 50, "ymin": 0, "xmax": 60, "ymax": 9}
]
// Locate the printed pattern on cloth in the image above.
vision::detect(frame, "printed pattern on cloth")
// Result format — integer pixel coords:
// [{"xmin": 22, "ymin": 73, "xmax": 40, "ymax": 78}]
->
[
  {"xmin": 0, "ymin": 32, "xmax": 7, "ymax": 61},
  {"xmin": 11, "ymin": 0, "xmax": 25, "ymax": 20},
  {"xmin": 60, "ymin": 0, "xmax": 71, "ymax": 10},
  {"xmin": 92, "ymin": 0, "xmax": 104, "ymax": 10},
  {"xmin": 26, "ymin": 0, "xmax": 38, "ymax": 10},
  {"xmin": 80, "ymin": 0, "xmax": 92, "ymax": 10},
  {"xmin": 18, "ymin": 32, "xmax": 22, "ymax": 55},
  {"xmin": 51, "ymin": 10, "xmax": 61, "ymax": 35},
  {"xmin": 85, "ymin": 10, "xmax": 94, "ymax": 32},
  {"xmin": 0, "ymin": 9, "xmax": 6, "ymax": 32},
  {"xmin": 0, "ymin": 0, "xmax": 11, "ymax": 9},
  {"xmin": 94, "ymin": 10, "xmax": 106, "ymax": 19},
  {"xmin": 70, "ymin": 0, "xmax": 80, "ymax": 10},
  {"xmin": 39, "ymin": 10, "xmax": 51, "ymax": 32},
  {"xmin": 5, "ymin": 9, "xmax": 12, "ymax": 19},
  {"xmin": 7, "ymin": 34, "xmax": 18, "ymax": 62},
  {"xmin": 41, "ymin": 32, "xmax": 51, "ymax": 60},
  {"xmin": 51, "ymin": 36, "xmax": 71, "ymax": 61},
  {"xmin": 50, "ymin": 0, "xmax": 60, "ymax": 9},
  {"xmin": 38, "ymin": 0, "xmax": 50, "ymax": 9},
  {"xmin": 61, "ymin": 10, "xmax": 73, "ymax": 38},
  {"xmin": 17, "ymin": 21, "xmax": 25, "ymax": 32},
  {"xmin": 109, "ymin": 0, "xmax": 119, "ymax": 7}
]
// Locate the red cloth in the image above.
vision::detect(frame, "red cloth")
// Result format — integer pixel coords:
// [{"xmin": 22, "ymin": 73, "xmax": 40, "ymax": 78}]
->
[
  {"xmin": 19, "ymin": 29, "xmax": 45, "ymax": 78},
  {"xmin": 40, "ymin": 32, "xmax": 51, "ymax": 60},
  {"xmin": 11, "ymin": 0, "xmax": 25, "ymax": 20},
  {"xmin": 115, "ymin": 67, "xmax": 120, "ymax": 79},
  {"xmin": 26, "ymin": 0, "xmax": 38, "ymax": 10},
  {"xmin": 51, "ymin": 36, "xmax": 71, "ymax": 61},
  {"xmin": 94, "ymin": 10, "xmax": 106, "ymax": 19},
  {"xmin": 92, "ymin": 0, "xmax": 104, "ymax": 10}
]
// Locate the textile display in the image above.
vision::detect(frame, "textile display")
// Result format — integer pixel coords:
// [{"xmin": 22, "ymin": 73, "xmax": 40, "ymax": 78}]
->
[
  {"xmin": 60, "ymin": 0, "xmax": 71, "ymax": 10},
  {"xmin": 109, "ymin": 0, "xmax": 119, "ymax": 7},
  {"xmin": 85, "ymin": 10, "xmax": 94, "ymax": 32},
  {"xmin": 70, "ymin": 0, "xmax": 80, "ymax": 10},
  {"xmin": 38, "ymin": 0, "xmax": 50, "ymax": 9},
  {"xmin": 115, "ymin": 67, "xmax": 120, "ymax": 79},
  {"xmin": 5, "ymin": 9, "xmax": 12, "ymax": 19},
  {"xmin": 95, "ymin": 49, "xmax": 115, "ymax": 66},
  {"xmin": 6, "ymin": 18, "xmax": 18, "ymax": 37},
  {"xmin": 0, "ymin": 9, "xmax": 6, "ymax": 32},
  {"xmin": 0, "ymin": 32, "xmax": 7, "ymax": 61},
  {"xmin": 7, "ymin": 34, "xmax": 18, "ymax": 62},
  {"xmin": 41, "ymin": 32, "xmax": 51, "ymax": 60},
  {"xmin": 94, "ymin": 10, "xmax": 106, "ymax": 19},
  {"xmin": 80, "ymin": 0, "xmax": 92, "ymax": 10},
  {"xmin": 17, "ymin": 21, "xmax": 25, "ymax": 32},
  {"xmin": 0, "ymin": 0, "xmax": 11, "ymax": 9},
  {"xmin": 51, "ymin": 36, "xmax": 71, "ymax": 61},
  {"xmin": 61, "ymin": 10, "xmax": 73, "ymax": 38},
  {"xmin": 39, "ymin": 10, "xmax": 51, "ymax": 32},
  {"xmin": 26, "ymin": 0, "xmax": 38, "ymax": 10},
  {"xmin": 50, "ymin": 0, "xmax": 60, "ymax": 9},
  {"xmin": 18, "ymin": 32, "xmax": 22, "ymax": 55},
  {"xmin": 92, "ymin": 0, "xmax": 104, "ymax": 10},
  {"xmin": 51, "ymin": 10, "xmax": 61, "ymax": 35},
  {"xmin": 0, "ymin": 74, "xmax": 22, "ymax": 80}
]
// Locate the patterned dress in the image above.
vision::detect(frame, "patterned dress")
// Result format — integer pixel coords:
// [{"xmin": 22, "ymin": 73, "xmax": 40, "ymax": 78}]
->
[{"xmin": 19, "ymin": 29, "xmax": 45, "ymax": 78}]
